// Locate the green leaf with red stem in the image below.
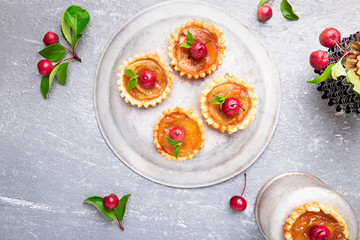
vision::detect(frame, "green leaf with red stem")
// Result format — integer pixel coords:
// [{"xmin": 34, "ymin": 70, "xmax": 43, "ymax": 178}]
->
[
  {"xmin": 40, "ymin": 76, "xmax": 49, "ymax": 99},
  {"xmin": 258, "ymin": 0, "xmax": 269, "ymax": 8},
  {"xmin": 346, "ymin": 70, "xmax": 360, "ymax": 95},
  {"xmin": 179, "ymin": 30, "xmax": 194, "ymax": 48},
  {"xmin": 307, "ymin": 63, "xmax": 335, "ymax": 84},
  {"xmin": 331, "ymin": 57, "xmax": 346, "ymax": 80},
  {"xmin": 84, "ymin": 196, "xmax": 116, "ymax": 221},
  {"xmin": 48, "ymin": 64, "xmax": 61, "ymax": 92},
  {"xmin": 39, "ymin": 43, "xmax": 66, "ymax": 62},
  {"xmin": 280, "ymin": 0, "xmax": 299, "ymax": 20},
  {"xmin": 126, "ymin": 69, "xmax": 139, "ymax": 90},
  {"xmin": 71, "ymin": 34, "xmax": 83, "ymax": 50},
  {"xmin": 115, "ymin": 194, "xmax": 131, "ymax": 221},
  {"xmin": 56, "ymin": 62, "xmax": 69, "ymax": 85}
]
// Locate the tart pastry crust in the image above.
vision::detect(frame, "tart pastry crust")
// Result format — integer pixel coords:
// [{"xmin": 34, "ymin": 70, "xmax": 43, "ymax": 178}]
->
[
  {"xmin": 284, "ymin": 202, "xmax": 350, "ymax": 240},
  {"xmin": 153, "ymin": 107, "xmax": 205, "ymax": 161},
  {"xmin": 200, "ymin": 74, "xmax": 258, "ymax": 134},
  {"xmin": 167, "ymin": 20, "xmax": 226, "ymax": 79},
  {"xmin": 117, "ymin": 52, "xmax": 174, "ymax": 108}
]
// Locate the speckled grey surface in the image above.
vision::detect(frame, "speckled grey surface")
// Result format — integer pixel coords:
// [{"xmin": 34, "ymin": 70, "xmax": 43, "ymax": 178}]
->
[{"xmin": 0, "ymin": 0, "xmax": 359, "ymax": 239}]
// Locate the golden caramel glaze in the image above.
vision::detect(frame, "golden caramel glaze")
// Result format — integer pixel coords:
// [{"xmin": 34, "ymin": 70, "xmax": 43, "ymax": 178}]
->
[
  {"xmin": 287, "ymin": 210, "xmax": 348, "ymax": 240},
  {"xmin": 168, "ymin": 20, "xmax": 226, "ymax": 79},
  {"xmin": 117, "ymin": 52, "xmax": 174, "ymax": 108},
  {"xmin": 207, "ymin": 83, "xmax": 252, "ymax": 126},
  {"xmin": 153, "ymin": 107, "xmax": 205, "ymax": 161},
  {"xmin": 284, "ymin": 202, "xmax": 350, "ymax": 240},
  {"xmin": 200, "ymin": 74, "xmax": 258, "ymax": 134}
]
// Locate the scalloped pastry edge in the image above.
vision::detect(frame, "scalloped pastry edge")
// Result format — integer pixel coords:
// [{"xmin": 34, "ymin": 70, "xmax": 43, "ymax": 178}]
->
[
  {"xmin": 167, "ymin": 20, "xmax": 226, "ymax": 79},
  {"xmin": 284, "ymin": 202, "xmax": 350, "ymax": 240},
  {"xmin": 199, "ymin": 73, "xmax": 258, "ymax": 134},
  {"xmin": 153, "ymin": 107, "xmax": 206, "ymax": 161},
  {"xmin": 117, "ymin": 52, "xmax": 174, "ymax": 108}
]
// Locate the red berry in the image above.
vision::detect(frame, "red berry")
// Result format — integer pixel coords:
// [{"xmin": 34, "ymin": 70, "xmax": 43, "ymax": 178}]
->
[
  {"xmin": 257, "ymin": 5, "xmax": 273, "ymax": 22},
  {"xmin": 319, "ymin": 28, "xmax": 341, "ymax": 48},
  {"xmin": 190, "ymin": 41, "xmax": 208, "ymax": 60},
  {"xmin": 170, "ymin": 127, "xmax": 185, "ymax": 142},
  {"xmin": 37, "ymin": 60, "xmax": 53, "ymax": 76},
  {"xmin": 229, "ymin": 173, "xmax": 247, "ymax": 212},
  {"xmin": 309, "ymin": 225, "xmax": 331, "ymax": 240},
  {"xmin": 43, "ymin": 31, "xmax": 59, "ymax": 46},
  {"xmin": 103, "ymin": 194, "xmax": 119, "ymax": 210},
  {"xmin": 229, "ymin": 196, "xmax": 247, "ymax": 212},
  {"xmin": 309, "ymin": 50, "xmax": 329, "ymax": 70},
  {"xmin": 223, "ymin": 98, "xmax": 241, "ymax": 115},
  {"xmin": 138, "ymin": 70, "xmax": 156, "ymax": 88}
]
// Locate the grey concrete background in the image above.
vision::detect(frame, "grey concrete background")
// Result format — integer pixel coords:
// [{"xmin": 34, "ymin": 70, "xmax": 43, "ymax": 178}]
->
[{"xmin": 0, "ymin": 0, "xmax": 359, "ymax": 239}]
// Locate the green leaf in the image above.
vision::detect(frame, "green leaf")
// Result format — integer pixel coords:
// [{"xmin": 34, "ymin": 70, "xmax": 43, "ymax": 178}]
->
[
  {"xmin": 115, "ymin": 194, "xmax": 131, "ymax": 221},
  {"xmin": 332, "ymin": 58, "xmax": 347, "ymax": 80},
  {"xmin": 61, "ymin": 11, "xmax": 72, "ymax": 44},
  {"xmin": 84, "ymin": 196, "xmax": 115, "ymax": 221},
  {"xmin": 166, "ymin": 137, "xmax": 180, "ymax": 146},
  {"xmin": 179, "ymin": 43, "xmax": 191, "ymax": 49},
  {"xmin": 40, "ymin": 76, "xmax": 49, "ymax": 99},
  {"xmin": 346, "ymin": 70, "xmax": 360, "ymax": 95},
  {"xmin": 307, "ymin": 63, "xmax": 335, "ymax": 84},
  {"xmin": 280, "ymin": 0, "xmax": 299, "ymax": 20},
  {"xmin": 38, "ymin": 43, "xmax": 66, "ymax": 62},
  {"xmin": 56, "ymin": 62, "xmax": 69, "ymax": 85},
  {"xmin": 64, "ymin": 5, "xmax": 90, "ymax": 37},
  {"xmin": 174, "ymin": 146, "xmax": 181, "ymax": 159},
  {"xmin": 211, "ymin": 94, "xmax": 227, "ymax": 108},
  {"xmin": 48, "ymin": 64, "xmax": 61, "ymax": 91},
  {"xmin": 186, "ymin": 30, "xmax": 194, "ymax": 45},
  {"xmin": 71, "ymin": 34, "xmax": 83, "ymax": 50},
  {"xmin": 125, "ymin": 69, "xmax": 136, "ymax": 77},
  {"xmin": 258, "ymin": 0, "xmax": 269, "ymax": 8},
  {"xmin": 128, "ymin": 76, "xmax": 138, "ymax": 90}
]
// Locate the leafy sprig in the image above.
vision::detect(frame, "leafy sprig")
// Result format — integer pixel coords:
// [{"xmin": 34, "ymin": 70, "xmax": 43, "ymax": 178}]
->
[
  {"xmin": 211, "ymin": 94, "xmax": 227, "ymax": 109},
  {"xmin": 125, "ymin": 69, "xmax": 139, "ymax": 90},
  {"xmin": 84, "ymin": 194, "xmax": 131, "ymax": 231},
  {"xmin": 179, "ymin": 30, "xmax": 194, "ymax": 49},
  {"xmin": 38, "ymin": 5, "xmax": 90, "ymax": 99},
  {"xmin": 166, "ymin": 137, "xmax": 182, "ymax": 159},
  {"xmin": 258, "ymin": 0, "xmax": 299, "ymax": 21}
]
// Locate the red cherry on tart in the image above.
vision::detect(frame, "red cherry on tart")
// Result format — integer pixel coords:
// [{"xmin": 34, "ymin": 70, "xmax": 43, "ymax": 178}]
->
[
  {"xmin": 319, "ymin": 28, "xmax": 341, "ymax": 48},
  {"xmin": 37, "ymin": 59, "xmax": 53, "ymax": 76},
  {"xmin": 43, "ymin": 31, "xmax": 59, "ymax": 46},
  {"xmin": 223, "ymin": 98, "xmax": 242, "ymax": 115},
  {"xmin": 309, "ymin": 225, "xmax": 331, "ymax": 240},
  {"xmin": 229, "ymin": 173, "xmax": 247, "ymax": 212},
  {"xmin": 103, "ymin": 194, "xmax": 119, "ymax": 210},
  {"xmin": 139, "ymin": 70, "xmax": 156, "ymax": 88},
  {"xmin": 257, "ymin": 5, "xmax": 273, "ymax": 22},
  {"xmin": 190, "ymin": 41, "xmax": 208, "ymax": 60},
  {"xmin": 170, "ymin": 127, "xmax": 185, "ymax": 142},
  {"xmin": 309, "ymin": 50, "xmax": 329, "ymax": 70}
]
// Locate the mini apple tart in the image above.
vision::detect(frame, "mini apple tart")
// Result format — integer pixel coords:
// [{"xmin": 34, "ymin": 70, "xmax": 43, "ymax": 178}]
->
[
  {"xmin": 200, "ymin": 74, "xmax": 258, "ymax": 134},
  {"xmin": 117, "ymin": 52, "xmax": 174, "ymax": 108},
  {"xmin": 284, "ymin": 202, "xmax": 349, "ymax": 240},
  {"xmin": 167, "ymin": 20, "xmax": 226, "ymax": 79},
  {"xmin": 153, "ymin": 107, "xmax": 205, "ymax": 161}
]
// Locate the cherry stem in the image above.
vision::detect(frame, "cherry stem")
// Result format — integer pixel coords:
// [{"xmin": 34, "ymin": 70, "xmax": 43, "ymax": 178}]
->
[
  {"xmin": 234, "ymin": 104, "xmax": 245, "ymax": 112},
  {"xmin": 54, "ymin": 57, "xmax": 75, "ymax": 67},
  {"xmin": 64, "ymin": 46, "xmax": 82, "ymax": 62},
  {"xmin": 204, "ymin": 40, "xmax": 211, "ymax": 45},
  {"xmin": 336, "ymin": 42, "xmax": 348, "ymax": 54},
  {"xmin": 113, "ymin": 209, "xmax": 124, "ymax": 231},
  {"xmin": 269, "ymin": 0, "xmax": 275, "ymax": 7},
  {"xmin": 240, "ymin": 173, "xmax": 247, "ymax": 197}
]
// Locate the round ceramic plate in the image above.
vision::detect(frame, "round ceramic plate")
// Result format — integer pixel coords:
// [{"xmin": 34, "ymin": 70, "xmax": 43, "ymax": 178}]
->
[{"xmin": 94, "ymin": 0, "xmax": 281, "ymax": 188}]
